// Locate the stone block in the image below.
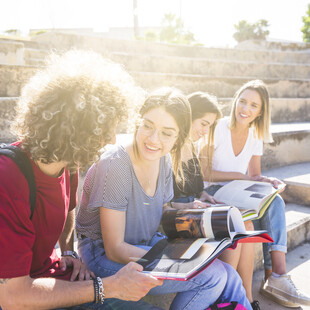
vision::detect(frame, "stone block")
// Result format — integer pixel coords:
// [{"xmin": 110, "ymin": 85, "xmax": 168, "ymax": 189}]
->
[
  {"xmin": 111, "ymin": 52, "xmax": 310, "ymax": 80},
  {"xmin": 0, "ymin": 97, "xmax": 17, "ymax": 143},
  {"xmin": 262, "ymin": 123, "xmax": 310, "ymax": 170},
  {"xmin": 0, "ymin": 40, "xmax": 25, "ymax": 65},
  {"xmin": 32, "ymin": 32, "xmax": 310, "ymax": 64},
  {"xmin": 131, "ymin": 72, "xmax": 310, "ymax": 98},
  {"xmin": 0, "ymin": 64, "xmax": 38, "ymax": 96},
  {"xmin": 264, "ymin": 162, "xmax": 310, "ymax": 205}
]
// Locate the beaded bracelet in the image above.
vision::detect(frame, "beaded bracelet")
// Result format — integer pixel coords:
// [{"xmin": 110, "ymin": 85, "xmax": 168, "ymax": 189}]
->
[
  {"xmin": 97, "ymin": 277, "xmax": 105, "ymax": 304},
  {"xmin": 93, "ymin": 277, "xmax": 99, "ymax": 304}
]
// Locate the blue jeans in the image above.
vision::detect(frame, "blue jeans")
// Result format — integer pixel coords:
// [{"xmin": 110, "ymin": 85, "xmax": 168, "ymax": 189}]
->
[
  {"xmin": 78, "ymin": 232, "xmax": 252, "ymax": 310},
  {"xmin": 205, "ymin": 185, "xmax": 287, "ymax": 270},
  {"xmin": 55, "ymin": 298, "xmax": 160, "ymax": 310}
]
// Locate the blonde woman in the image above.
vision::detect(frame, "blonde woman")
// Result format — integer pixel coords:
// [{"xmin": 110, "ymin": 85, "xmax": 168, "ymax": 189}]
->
[{"xmin": 202, "ymin": 80, "xmax": 310, "ymax": 308}]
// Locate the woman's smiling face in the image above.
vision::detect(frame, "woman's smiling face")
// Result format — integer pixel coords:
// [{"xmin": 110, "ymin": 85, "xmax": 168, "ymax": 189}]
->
[
  {"xmin": 191, "ymin": 112, "xmax": 217, "ymax": 142},
  {"xmin": 136, "ymin": 107, "xmax": 179, "ymax": 162},
  {"xmin": 235, "ymin": 89, "xmax": 262, "ymax": 126}
]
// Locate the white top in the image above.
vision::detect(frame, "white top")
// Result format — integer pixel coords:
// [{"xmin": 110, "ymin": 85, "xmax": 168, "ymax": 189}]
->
[{"xmin": 205, "ymin": 117, "xmax": 263, "ymax": 187}]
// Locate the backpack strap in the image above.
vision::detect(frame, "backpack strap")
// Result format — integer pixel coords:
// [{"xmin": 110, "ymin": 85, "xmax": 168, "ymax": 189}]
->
[{"xmin": 0, "ymin": 144, "xmax": 36, "ymax": 219}]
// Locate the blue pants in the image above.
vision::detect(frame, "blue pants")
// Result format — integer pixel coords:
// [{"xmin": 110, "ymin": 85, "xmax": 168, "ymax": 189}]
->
[
  {"xmin": 78, "ymin": 233, "xmax": 252, "ymax": 310},
  {"xmin": 55, "ymin": 299, "xmax": 160, "ymax": 310},
  {"xmin": 205, "ymin": 185, "xmax": 287, "ymax": 270}
]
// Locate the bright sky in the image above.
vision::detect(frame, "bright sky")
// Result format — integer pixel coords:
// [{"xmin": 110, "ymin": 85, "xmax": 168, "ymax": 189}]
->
[{"xmin": 1, "ymin": 0, "xmax": 309, "ymax": 47}]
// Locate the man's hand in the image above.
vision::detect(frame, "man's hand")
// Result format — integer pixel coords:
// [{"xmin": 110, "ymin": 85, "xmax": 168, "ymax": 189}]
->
[
  {"xmin": 105, "ymin": 262, "xmax": 163, "ymax": 301},
  {"xmin": 59, "ymin": 256, "xmax": 95, "ymax": 281}
]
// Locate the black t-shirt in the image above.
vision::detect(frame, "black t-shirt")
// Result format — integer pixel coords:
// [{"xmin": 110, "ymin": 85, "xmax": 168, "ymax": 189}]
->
[{"xmin": 173, "ymin": 152, "xmax": 204, "ymax": 198}]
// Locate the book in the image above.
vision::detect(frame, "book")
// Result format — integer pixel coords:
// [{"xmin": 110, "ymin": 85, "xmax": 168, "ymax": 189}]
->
[
  {"xmin": 137, "ymin": 206, "xmax": 272, "ymax": 281},
  {"xmin": 212, "ymin": 180, "xmax": 286, "ymax": 221}
]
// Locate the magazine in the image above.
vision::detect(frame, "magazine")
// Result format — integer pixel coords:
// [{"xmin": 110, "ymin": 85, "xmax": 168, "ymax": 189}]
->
[
  {"xmin": 212, "ymin": 180, "xmax": 286, "ymax": 221},
  {"xmin": 137, "ymin": 206, "xmax": 272, "ymax": 281}
]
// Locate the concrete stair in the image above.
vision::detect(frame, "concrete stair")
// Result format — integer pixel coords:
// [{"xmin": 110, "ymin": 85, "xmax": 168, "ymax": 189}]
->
[
  {"xmin": 0, "ymin": 64, "xmax": 38, "ymax": 97},
  {"xmin": 262, "ymin": 123, "xmax": 310, "ymax": 170},
  {"xmin": 131, "ymin": 71, "xmax": 310, "ymax": 97},
  {"xmin": 264, "ymin": 162, "xmax": 310, "ymax": 206},
  {"xmin": 3, "ymin": 63, "xmax": 310, "ymax": 97},
  {"xmin": 110, "ymin": 52, "xmax": 310, "ymax": 79},
  {"xmin": 32, "ymin": 32, "xmax": 310, "ymax": 64}
]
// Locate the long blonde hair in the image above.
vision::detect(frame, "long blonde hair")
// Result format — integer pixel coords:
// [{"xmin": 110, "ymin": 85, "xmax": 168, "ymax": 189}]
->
[{"xmin": 230, "ymin": 80, "xmax": 273, "ymax": 143}]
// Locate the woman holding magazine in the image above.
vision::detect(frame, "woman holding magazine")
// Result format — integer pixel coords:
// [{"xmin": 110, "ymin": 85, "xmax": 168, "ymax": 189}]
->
[
  {"xmin": 201, "ymin": 80, "xmax": 310, "ymax": 308},
  {"xmin": 76, "ymin": 87, "xmax": 252, "ymax": 310},
  {"xmin": 171, "ymin": 91, "xmax": 260, "ymax": 310}
]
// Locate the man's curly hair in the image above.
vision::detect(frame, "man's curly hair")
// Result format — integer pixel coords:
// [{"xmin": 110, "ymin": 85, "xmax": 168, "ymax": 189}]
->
[{"xmin": 12, "ymin": 50, "xmax": 144, "ymax": 171}]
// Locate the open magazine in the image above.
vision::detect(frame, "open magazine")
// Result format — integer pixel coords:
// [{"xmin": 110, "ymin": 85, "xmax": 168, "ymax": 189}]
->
[
  {"xmin": 212, "ymin": 180, "xmax": 286, "ymax": 221},
  {"xmin": 137, "ymin": 206, "xmax": 272, "ymax": 281}
]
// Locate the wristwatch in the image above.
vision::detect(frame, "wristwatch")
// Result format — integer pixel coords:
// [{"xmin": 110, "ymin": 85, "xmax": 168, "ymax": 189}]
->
[{"xmin": 62, "ymin": 250, "xmax": 79, "ymax": 259}]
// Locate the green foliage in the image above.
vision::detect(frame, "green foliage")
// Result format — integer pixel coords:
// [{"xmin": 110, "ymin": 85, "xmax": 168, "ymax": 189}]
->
[
  {"xmin": 140, "ymin": 13, "xmax": 199, "ymax": 46},
  {"xmin": 143, "ymin": 29, "xmax": 158, "ymax": 41},
  {"xmin": 233, "ymin": 19, "xmax": 270, "ymax": 43},
  {"xmin": 159, "ymin": 13, "xmax": 197, "ymax": 45},
  {"xmin": 30, "ymin": 30, "xmax": 47, "ymax": 37},
  {"xmin": 4, "ymin": 29, "xmax": 21, "ymax": 36},
  {"xmin": 301, "ymin": 4, "xmax": 310, "ymax": 42}
]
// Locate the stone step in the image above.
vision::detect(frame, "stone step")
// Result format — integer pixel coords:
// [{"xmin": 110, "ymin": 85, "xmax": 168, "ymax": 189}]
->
[
  {"xmin": 0, "ymin": 97, "xmax": 17, "ymax": 143},
  {"xmin": 0, "ymin": 40, "xmax": 24, "ymax": 65},
  {"xmin": 263, "ymin": 162, "xmax": 310, "ymax": 205},
  {"xmin": 23, "ymin": 47, "xmax": 48, "ymax": 66},
  {"xmin": 0, "ymin": 36, "xmax": 48, "ymax": 49},
  {"xmin": 262, "ymin": 123, "xmax": 310, "ymax": 170},
  {"xmin": 220, "ymin": 98, "xmax": 310, "ymax": 123},
  {"xmin": 24, "ymin": 47, "xmax": 49, "ymax": 61},
  {"xmin": 131, "ymin": 71, "xmax": 310, "ymax": 98},
  {"xmin": 0, "ymin": 64, "xmax": 39, "ymax": 97},
  {"xmin": 24, "ymin": 57, "xmax": 46, "ymax": 66},
  {"xmin": 2, "ymin": 62, "xmax": 310, "ymax": 98},
  {"xmin": 32, "ymin": 32, "xmax": 310, "ymax": 65},
  {"xmin": 111, "ymin": 52, "xmax": 310, "ymax": 80}
]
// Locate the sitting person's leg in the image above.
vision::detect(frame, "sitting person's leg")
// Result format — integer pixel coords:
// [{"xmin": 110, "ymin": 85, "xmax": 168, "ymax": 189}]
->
[
  {"xmin": 253, "ymin": 195, "xmax": 287, "ymax": 278},
  {"xmin": 219, "ymin": 221, "xmax": 255, "ymax": 304},
  {"xmin": 254, "ymin": 195, "xmax": 310, "ymax": 307}
]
